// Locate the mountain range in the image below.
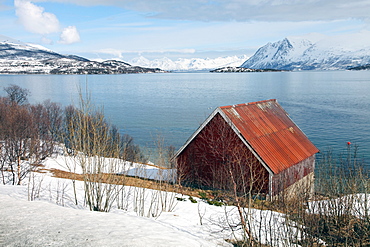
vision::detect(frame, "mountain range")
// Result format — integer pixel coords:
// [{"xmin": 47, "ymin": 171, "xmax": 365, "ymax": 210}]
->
[
  {"xmin": 0, "ymin": 34, "xmax": 248, "ymax": 73},
  {"xmin": 0, "ymin": 35, "xmax": 164, "ymax": 74},
  {"xmin": 2, "ymin": 32, "xmax": 370, "ymax": 73},
  {"xmin": 129, "ymin": 55, "xmax": 248, "ymax": 71},
  {"xmin": 241, "ymin": 32, "xmax": 370, "ymax": 71}
]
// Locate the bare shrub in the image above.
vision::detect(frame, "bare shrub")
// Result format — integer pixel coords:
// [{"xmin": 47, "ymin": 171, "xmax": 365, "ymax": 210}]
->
[
  {"xmin": 131, "ymin": 136, "xmax": 178, "ymax": 218},
  {"xmin": 61, "ymin": 91, "xmax": 127, "ymax": 212},
  {"xmin": 27, "ymin": 169, "xmax": 45, "ymax": 201},
  {"xmin": 303, "ymin": 144, "xmax": 370, "ymax": 246},
  {"xmin": 273, "ymin": 144, "xmax": 370, "ymax": 246}
]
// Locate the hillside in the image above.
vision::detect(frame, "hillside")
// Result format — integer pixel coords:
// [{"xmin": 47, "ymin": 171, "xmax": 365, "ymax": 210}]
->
[
  {"xmin": 0, "ymin": 184, "xmax": 215, "ymax": 247},
  {"xmin": 0, "ymin": 154, "xmax": 302, "ymax": 247},
  {"xmin": 210, "ymin": 66, "xmax": 284, "ymax": 72},
  {"xmin": 0, "ymin": 35, "xmax": 165, "ymax": 74},
  {"xmin": 241, "ymin": 32, "xmax": 370, "ymax": 71},
  {"xmin": 349, "ymin": 64, "xmax": 370, "ymax": 70}
]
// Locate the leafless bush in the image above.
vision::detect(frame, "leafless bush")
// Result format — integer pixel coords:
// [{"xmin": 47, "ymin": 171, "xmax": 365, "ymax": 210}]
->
[
  {"xmin": 119, "ymin": 133, "xmax": 147, "ymax": 163},
  {"xmin": 116, "ymin": 185, "xmax": 134, "ymax": 211},
  {"xmin": 302, "ymin": 144, "xmax": 370, "ymax": 246},
  {"xmin": 268, "ymin": 144, "xmax": 370, "ymax": 246},
  {"xmin": 61, "ymin": 91, "xmax": 127, "ymax": 212},
  {"xmin": 131, "ymin": 136, "xmax": 179, "ymax": 218},
  {"xmin": 132, "ymin": 137, "xmax": 180, "ymax": 218},
  {"xmin": 27, "ymin": 170, "xmax": 45, "ymax": 201}
]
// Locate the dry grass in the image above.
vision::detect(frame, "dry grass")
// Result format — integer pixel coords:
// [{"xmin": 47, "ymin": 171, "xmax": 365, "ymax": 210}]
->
[
  {"xmin": 36, "ymin": 166, "xmax": 216, "ymax": 199},
  {"xmin": 34, "ymin": 165, "xmax": 274, "ymax": 210}
]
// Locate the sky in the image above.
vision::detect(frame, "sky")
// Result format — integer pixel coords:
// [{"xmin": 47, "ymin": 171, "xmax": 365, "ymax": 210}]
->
[{"xmin": 1, "ymin": 0, "xmax": 370, "ymax": 61}]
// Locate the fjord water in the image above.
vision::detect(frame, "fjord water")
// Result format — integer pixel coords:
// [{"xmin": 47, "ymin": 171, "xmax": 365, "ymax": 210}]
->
[{"xmin": 1, "ymin": 71, "xmax": 369, "ymax": 162}]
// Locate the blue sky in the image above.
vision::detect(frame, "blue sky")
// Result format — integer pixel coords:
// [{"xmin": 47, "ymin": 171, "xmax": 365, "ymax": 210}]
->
[{"xmin": 1, "ymin": 0, "xmax": 369, "ymax": 61}]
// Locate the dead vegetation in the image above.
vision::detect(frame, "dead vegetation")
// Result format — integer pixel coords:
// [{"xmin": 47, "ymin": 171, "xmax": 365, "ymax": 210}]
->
[{"xmin": 40, "ymin": 166, "xmax": 215, "ymax": 200}]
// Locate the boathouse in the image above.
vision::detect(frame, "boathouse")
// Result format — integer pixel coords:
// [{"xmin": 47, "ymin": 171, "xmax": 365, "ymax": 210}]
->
[{"xmin": 175, "ymin": 99, "xmax": 319, "ymax": 197}]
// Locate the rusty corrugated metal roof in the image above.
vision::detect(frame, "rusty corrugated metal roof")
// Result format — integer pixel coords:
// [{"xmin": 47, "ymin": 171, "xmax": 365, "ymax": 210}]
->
[{"xmin": 220, "ymin": 99, "xmax": 319, "ymax": 174}]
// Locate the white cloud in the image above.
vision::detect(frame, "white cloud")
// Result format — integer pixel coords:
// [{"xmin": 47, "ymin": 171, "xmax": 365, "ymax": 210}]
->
[
  {"xmin": 14, "ymin": 0, "xmax": 60, "ymax": 35},
  {"xmin": 14, "ymin": 0, "xmax": 80, "ymax": 45},
  {"xmin": 59, "ymin": 26, "xmax": 80, "ymax": 44}
]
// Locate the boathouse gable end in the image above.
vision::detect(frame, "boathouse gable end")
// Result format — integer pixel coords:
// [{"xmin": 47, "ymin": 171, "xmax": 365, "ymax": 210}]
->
[{"xmin": 175, "ymin": 99, "xmax": 319, "ymax": 196}]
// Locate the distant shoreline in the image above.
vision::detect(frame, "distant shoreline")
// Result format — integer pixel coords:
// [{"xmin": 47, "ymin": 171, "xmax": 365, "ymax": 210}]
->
[{"xmin": 210, "ymin": 66, "xmax": 287, "ymax": 73}]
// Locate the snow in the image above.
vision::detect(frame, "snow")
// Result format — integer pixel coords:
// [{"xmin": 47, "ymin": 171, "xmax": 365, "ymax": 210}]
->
[
  {"xmin": 42, "ymin": 153, "xmax": 176, "ymax": 182},
  {"xmin": 129, "ymin": 55, "xmax": 249, "ymax": 71},
  {"xmin": 241, "ymin": 31, "xmax": 370, "ymax": 70},
  {"xmin": 25, "ymin": 43, "xmax": 55, "ymax": 52},
  {"xmin": 0, "ymin": 153, "xmax": 305, "ymax": 247},
  {"xmin": 0, "ymin": 34, "xmax": 28, "ymax": 46},
  {"xmin": 0, "ymin": 36, "xmax": 248, "ymax": 72},
  {"xmin": 0, "ymin": 59, "xmax": 52, "ymax": 73},
  {"xmin": 0, "ymin": 35, "xmax": 56, "ymax": 55},
  {"xmin": 308, "ymin": 193, "xmax": 370, "ymax": 218},
  {"xmin": 0, "ymin": 38, "xmax": 165, "ymax": 74},
  {"xmin": 0, "ymin": 185, "xmax": 214, "ymax": 247}
]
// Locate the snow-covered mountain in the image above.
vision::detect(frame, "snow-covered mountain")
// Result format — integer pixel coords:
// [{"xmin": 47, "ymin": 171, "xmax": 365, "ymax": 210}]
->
[
  {"xmin": 130, "ymin": 55, "xmax": 248, "ymax": 71},
  {"xmin": 0, "ymin": 34, "xmax": 86, "ymax": 61},
  {"xmin": 0, "ymin": 35, "xmax": 165, "ymax": 74},
  {"xmin": 241, "ymin": 32, "xmax": 370, "ymax": 70}
]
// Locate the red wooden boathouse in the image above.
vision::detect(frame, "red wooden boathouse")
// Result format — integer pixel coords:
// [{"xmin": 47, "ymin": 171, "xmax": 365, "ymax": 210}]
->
[{"xmin": 175, "ymin": 99, "xmax": 319, "ymax": 197}]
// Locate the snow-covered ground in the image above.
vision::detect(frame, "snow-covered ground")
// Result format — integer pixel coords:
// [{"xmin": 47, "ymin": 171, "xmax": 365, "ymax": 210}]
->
[
  {"xmin": 42, "ymin": 154, "xmax": 176, "ymax": 182},
  {"xmin": 0, "ymin": 185, "xmax": 215, "ymax": 247},
  {"xmin": 0, "ymin": 154, "xmax": 305, "ymax": 247}
]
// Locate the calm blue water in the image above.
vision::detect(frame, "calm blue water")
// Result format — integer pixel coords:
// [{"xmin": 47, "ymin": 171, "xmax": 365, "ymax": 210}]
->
[{"xmin": 1, "ymin": 71, "xmax": 369, "ymax": 162}]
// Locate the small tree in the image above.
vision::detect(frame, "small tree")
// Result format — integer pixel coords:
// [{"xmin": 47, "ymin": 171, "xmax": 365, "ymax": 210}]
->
[
  {"xmin": 4, "ymin": 84, "xmax": 30, "ymax": 105},
  {"xmin": 0, "ymin": 86, "xmax": 61, "ymax": 186},
  {"xmin": 0, "ymin": 97, "xmax": 56, "ymax": 185},
  {"xmin": 42, "ymin": 100, "xmax": 63, "ymax": 142}
]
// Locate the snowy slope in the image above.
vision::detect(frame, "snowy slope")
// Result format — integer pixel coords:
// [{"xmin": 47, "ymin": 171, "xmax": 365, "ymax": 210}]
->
[
  {"xmin": 130, "ymin": 55, "xmax": 249, "ymax": 71},
  {"xmin": 0, "ymin": 41, "xmax": 65, "ymax": 61},
  {"xmin": 0, "ymin": 185, "xmax": 215, "ymax": 247},
  {"xmin": 0, "ymin": 154, "xmax": 306, "ymax": 247},
  {"xmin": 0, "ymin": 35, "xmax": 165, "ymax": 74},
  {"xmin": 241, "ymin": 32, "xmax": 370, "ymax": 70}
]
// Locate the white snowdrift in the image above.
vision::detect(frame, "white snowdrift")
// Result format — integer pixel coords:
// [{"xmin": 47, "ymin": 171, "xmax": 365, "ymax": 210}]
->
[
  {"xmin": 0, "ymin": 154, "xmax": 306, "ymax": 247},
  {"xmin": 0, "ymin": 185, "xmax": 214, "ymax": 247}
]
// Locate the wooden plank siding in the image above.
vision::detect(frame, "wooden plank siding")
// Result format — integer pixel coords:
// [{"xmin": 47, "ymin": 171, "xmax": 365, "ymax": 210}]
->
[
  {"xmin": 177, "ymin": 113, "xmax": 269, "ymax": 194},
  {"xmin": 175, "ymin": 99, "xmax": 319, "ymax": 196}
]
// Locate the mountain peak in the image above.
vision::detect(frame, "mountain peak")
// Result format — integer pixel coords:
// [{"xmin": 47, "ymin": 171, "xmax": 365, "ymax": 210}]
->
[
  {"xmin": 241, "ymin": 33, "xmax": 370, "ymax": 70},
  {"xmin": 0, "ymin": 34, "xmax": 26, "ymax": 46}
]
